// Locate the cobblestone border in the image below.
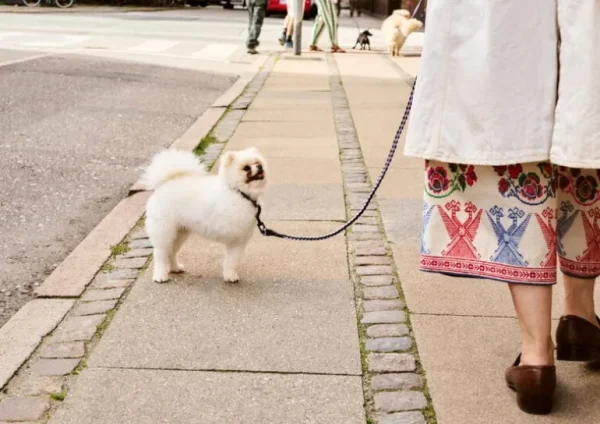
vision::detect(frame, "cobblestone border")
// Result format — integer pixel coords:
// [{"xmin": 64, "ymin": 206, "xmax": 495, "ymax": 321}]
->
[
  {"xmin": 327, "ymin": 55, "xmax": 436, "ymax": 424},
  {"xmin": 0, "ymin": 55, "xmax": 278, "ymax": 424}
]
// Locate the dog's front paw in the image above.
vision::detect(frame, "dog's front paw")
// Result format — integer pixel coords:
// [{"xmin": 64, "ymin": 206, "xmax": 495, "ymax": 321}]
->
[
  {"xmin": 153, "ymin": 273, "xmax": 170, "ymax": 284},
  {"xmin": 170, "ymin": 263, "xmax": 185, "ymax": 274},
  {"xmin": 223, "ymin": 269, "xmax": 240, "ymax": 284}
]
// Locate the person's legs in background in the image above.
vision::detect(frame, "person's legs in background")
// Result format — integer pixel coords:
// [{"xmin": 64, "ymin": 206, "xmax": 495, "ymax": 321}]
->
[
  {"xmin": 314, "ymin": 0, "xmax": 343, "ymax": 52},
  {"xmin": 246, "ymin": 0, "xmax": 267, "ymax": 54},
  {"xmin": 279, "ymin": 15, "xmax": 290, "ymax": 45},
  {"xmin": 310, "ymin": 10, "xmax": 325, "ymax": 51}
]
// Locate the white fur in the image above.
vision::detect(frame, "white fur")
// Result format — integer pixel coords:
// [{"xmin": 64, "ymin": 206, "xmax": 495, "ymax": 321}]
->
[
  {"xmin": 140, "ymin": 149, "xmax": 207, "ymax": 190},
  {"xmin": 143, "ymin": 148, "xmax": 268, "ymax": 284},
  {"xmin": 382, "ymin": 10, "xmax": 423, "ymax": 57}
]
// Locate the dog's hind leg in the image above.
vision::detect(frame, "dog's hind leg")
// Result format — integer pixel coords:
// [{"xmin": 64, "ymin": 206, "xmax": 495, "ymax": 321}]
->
[
  {"xmin": 223, "ymin": 242, "xmax": 247, "ymax": 283},
  {"xmin": 147, "ymin": 220, "xmax": 177, "ymax": 283},
  {"xmin": 352, "ymin": 42, "xmax": 358, "ymax": 49},
  {"xmin": 170, "ymin": 229, "xmax": 190, "ymax": 274}
]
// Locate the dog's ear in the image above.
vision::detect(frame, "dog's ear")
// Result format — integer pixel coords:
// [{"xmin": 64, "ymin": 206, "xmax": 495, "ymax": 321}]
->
[{"xmin": 221, "ymin": 151, "xmax": 235, "ymax": 168}]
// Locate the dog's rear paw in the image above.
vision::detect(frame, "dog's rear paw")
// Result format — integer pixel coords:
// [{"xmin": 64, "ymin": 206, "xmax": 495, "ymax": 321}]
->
[
  {"xmin": 223, "ymin": 270, "xmax": 240, "ymax": 283},
  {"xmin": 170, "ymin": 263, "xmax": 185, "ymax": 274}
]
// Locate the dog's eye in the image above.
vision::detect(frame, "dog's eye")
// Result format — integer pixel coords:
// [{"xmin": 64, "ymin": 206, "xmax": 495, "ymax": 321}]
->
[{"xmin": 243, "ymin": 165, "xmax": 251, "ymax": 172}]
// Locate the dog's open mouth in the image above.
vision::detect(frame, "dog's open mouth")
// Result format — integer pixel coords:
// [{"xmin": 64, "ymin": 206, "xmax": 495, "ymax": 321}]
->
[{"xmin": 246, "ymin": 172, "xmax": 265, "ymax": 183}]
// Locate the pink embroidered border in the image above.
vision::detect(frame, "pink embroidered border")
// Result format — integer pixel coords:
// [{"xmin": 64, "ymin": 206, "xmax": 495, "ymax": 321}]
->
[
  {"xmin": 559, "ymin": 257, "xmax": 600, "ymax": 278},
  {"xmin": 420, "ymin": 255, "xmax": 556, "ymax": 284}
]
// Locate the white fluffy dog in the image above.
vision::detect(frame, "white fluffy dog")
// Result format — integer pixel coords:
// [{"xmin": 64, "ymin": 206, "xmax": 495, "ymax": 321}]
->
[
  {"xmin": 141, "ymin": 148, "xmax": 268, "ymax": 284},
  {"xmin": 382, "ymin": 9, "xmax": 423, "ymax": 57}
]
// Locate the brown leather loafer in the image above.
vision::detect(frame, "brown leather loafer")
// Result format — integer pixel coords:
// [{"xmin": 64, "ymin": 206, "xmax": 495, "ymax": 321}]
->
[
  {"xmin": 505, "ymin": 355, "xmax": 556, "ymax": 415},
  {"xmin": 556, "ymin": 315, "xmax": 600, "ymax": 362}
]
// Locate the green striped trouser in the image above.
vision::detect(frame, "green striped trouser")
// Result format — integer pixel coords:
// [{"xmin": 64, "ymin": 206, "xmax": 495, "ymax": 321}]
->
[{"xmin": 311, "ymin": 0, "xmax": 338, "ymax": 46}]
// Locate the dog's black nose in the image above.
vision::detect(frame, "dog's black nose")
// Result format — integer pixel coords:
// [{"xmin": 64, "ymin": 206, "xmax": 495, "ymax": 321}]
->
[{"xmin": 257, "ymin": 164, "xmax": 263, "ymax": 171}]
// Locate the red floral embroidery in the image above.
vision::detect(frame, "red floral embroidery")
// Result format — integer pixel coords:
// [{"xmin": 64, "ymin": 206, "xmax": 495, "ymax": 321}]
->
[
  {"xmin": 495, "ymin": 162, "xmax": 555, "ymax": 205},
  {"xmin": 508, "ymin": 164, "xmax": 523, "ymax": 179},
  {"xmin": 498, "ymin": 178, "xmax": 509, "ymax": 195},
  {"xmin": 520, "ymin": 173, "xmax": 544, "ymax": 200},
  {"xmin": 575, "ymin": 175, "xmax": 598, "ymax": 203},
  {"xmin": 427, "ymin": 167, "xmax": 450, "ymax": 194}
]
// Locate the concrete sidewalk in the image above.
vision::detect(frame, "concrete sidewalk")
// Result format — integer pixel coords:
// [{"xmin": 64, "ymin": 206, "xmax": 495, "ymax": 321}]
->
[{"xmin": 2, "ymin": 50, "xmax": 599, "ymax": 424}]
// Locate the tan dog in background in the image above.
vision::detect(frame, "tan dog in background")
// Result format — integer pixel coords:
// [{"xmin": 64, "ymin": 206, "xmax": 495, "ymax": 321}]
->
[{"xmin": 382, "ymin": 9, "xmax": 423, "ymax": 57}]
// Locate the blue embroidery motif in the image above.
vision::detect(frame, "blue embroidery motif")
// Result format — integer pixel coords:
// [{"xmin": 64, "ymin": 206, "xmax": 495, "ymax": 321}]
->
[
  {"xmin": 557, "ymin": 201, "xmax": 579, "ymax": 256},
  {"xmin": 487, "ymin": 206, "xmax": 531, "ymax": 266},
  {"xmin": 421, "ymin": 203, "xmax": 435, "ymax": 254}
]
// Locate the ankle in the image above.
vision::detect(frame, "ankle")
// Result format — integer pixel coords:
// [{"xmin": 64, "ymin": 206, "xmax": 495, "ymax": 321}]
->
[{"xmin": 520, "ymin": 338, "xmax": 555, "ymax": 366}]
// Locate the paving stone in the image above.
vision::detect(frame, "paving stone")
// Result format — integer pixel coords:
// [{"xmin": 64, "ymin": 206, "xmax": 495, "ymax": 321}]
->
[
  {"xmin": 40, "ymin": 342, "xmax": 85, "ymax": 359},
  {"xmin": 366, "ymin": 337, "xmax": 412, "ymax": 352},
  {"xmin": 360, "ymin": 275, "xmax": 394, "ymax": 286},
  {"xmin": 357, "ymin": 265, "xmax": 393, "ymax": 276},
  {"xmin": 348, "ymin": 186, "xmax": 371, "ymax": 193},
  {"xmin": 90, "ymin": 278, "xmax": 133, "ymax": 289},
  {"xmin": 9, "ymin": 375, "xmax": 64, "ymax": 396},
  {"xmin": 347, "ymin": 182, "xmax": 371, "ymax": 190},
  {"xmin": 353, "ymin": 225, "xmax": 380, "ymax": 233},
  {"xmin": 128, "ymin": 239, "xmax": 152, "ymax": 249},
  {"xmin": 0, "ymin": 397, "xmax": 50, "ymax": 421},
  {"xmin": 356, "ymin": 218, "xmax": 379, "ymax": 225},
  {"xmin": 363, "ymin": 286, "xmax": 399, "ymax": 300},
  {"xmin": 30, "ymin": 358, "xmax": 80, "ymax": 376},
  {"xmin": 368, "ymin": 353, "xmax": 416, "ymax": 373},
  {"xmin": 366, "ymin": 324, "xmax": 410, "ymax": 338},
  {"xmin": 352, "ymin": 233, "xmax": 381, "ymax": 242},
  {"xmin": 72, "ymin": 299, "xmax": 118, "ymax": 316},
  {"xmin": 122, "ymin": 248, "xmax": 153, "ymax": 258},
  {"xmin": 374, "ymin": 391, "xmax": 427, "ymax": 413},
  {"xmin": 129, "ymin": 228, "xmax": 148, "ymax": 240},
  {"xmin": 372, "ymin": 373, "xmax": 422, "ymax": 391},
  {"xmin": 362, "ymin": 311, "xmax": 406, "ymax": 324},
  {"xmin": 377, "ymin": 411, "xmax": 427, "ymax": 424},
  {"xmin": 355, "ymin": 240, "xmax": 385, "ymax": 248},
  {"xmin": 81, "ymin": 288, "xmax": 125, "ymax": 302},
  {"xmin": 112, "ymin": 257, "xmax": 147, "ymax": 269},
  {"xmin": 356, "ymin": 248, "xmax": 387, "ymax": 257},
  {"xmin": 51, "ymin": 314, "xmax": 106, "ymax": 342},
  {"xmin": 355, "ymin": 256, "xmax": 390, "ymax": 266},
  {"xmin": 350, "ymin": 203, "xmax": 377, "ymax": 211},
  {"xmin": 103, "ymin": 268, "xmax": 139, "ymax": 280},
  {"xmin": 363, "ymin": 300, "xmax": 404, "ymax": 312}
]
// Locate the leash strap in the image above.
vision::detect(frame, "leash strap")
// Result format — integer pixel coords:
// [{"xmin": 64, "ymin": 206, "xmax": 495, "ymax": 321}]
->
[{"xmin": 241, "ymin": 77, "xmax": 417, "ymax": 241}]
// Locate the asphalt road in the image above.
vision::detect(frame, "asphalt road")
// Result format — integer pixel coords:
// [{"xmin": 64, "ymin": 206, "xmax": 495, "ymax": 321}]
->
[{"xmin": 0, "ymin": 49, "xmax": 235, "ymax": 327}]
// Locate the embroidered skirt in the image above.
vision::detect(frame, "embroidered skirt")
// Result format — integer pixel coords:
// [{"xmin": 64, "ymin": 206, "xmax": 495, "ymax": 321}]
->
[{"xmin": 421, "ymin": 161, "xmax": 600, "ymax": 284}]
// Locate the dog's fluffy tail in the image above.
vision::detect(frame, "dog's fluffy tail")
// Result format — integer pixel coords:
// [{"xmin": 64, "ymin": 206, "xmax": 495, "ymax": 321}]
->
[{"xmin": 140, "ymin": 149, "xmax": 207, "ymax": 190}]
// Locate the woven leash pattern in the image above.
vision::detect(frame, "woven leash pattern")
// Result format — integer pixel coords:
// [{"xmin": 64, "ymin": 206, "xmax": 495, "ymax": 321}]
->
[{"xmin": 253, "ymin": 78, "xmax": 417, "ymax": 241}]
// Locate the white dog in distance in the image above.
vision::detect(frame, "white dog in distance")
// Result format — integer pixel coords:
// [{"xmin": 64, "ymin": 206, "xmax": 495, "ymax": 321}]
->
[
  {"xmin": 141, "ymin": 148, "xmax": 268, "ymax": 284},
  {"xmin": 382, "ymin": 9, "xmax": 423, "ymax": 57}
]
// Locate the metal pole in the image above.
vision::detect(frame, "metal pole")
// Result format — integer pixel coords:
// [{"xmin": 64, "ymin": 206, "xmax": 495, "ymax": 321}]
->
[{"xmin": 293, "ymin": 0, "xmax": 304, "ymax": 55}]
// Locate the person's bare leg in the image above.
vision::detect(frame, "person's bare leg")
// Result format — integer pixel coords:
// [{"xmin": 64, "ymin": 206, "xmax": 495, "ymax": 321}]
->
[
  {"xmin": 509, "ymin": 284, "xmax": 555, "ymax": 365},
  {"xmin": 563, "ymin": 274, "xmax": 599, "ymax": 328}
]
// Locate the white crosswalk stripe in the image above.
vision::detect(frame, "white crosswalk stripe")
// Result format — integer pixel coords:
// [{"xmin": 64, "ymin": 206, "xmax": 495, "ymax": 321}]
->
[
  {"xmin": 192, "ymin": 43, "xmax": 240, "ymax": 60},
  {"xmin": 128, "ymin": 39, "xmax": 179, "ymax": 54}
]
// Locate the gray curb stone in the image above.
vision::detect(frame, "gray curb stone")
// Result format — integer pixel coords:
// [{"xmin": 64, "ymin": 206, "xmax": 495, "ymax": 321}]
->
[
  {"xmin": 361, "ymin": 311, "xmax": 406, "ymax": 324},
  {"xmin": 372, "ymin": 373, "xmax": 422, "ymax": 391},
  {"xmin": 368, "ymin": 353, "xmax": 416, "ymax": 373},
  {"xmin": 366, "ymin": 337, "xmax": 412, "ymax": 352},
  {"xmin": 366, "ymin": 324, "xmax": 409, "ymax": 338},
  {"xmin": 374, "ymin": 391, "xmax": 428, "ymax": 413},
  {"xmin": 378, "ymin": 411, "xmax": 427, "ymax": 424}
]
